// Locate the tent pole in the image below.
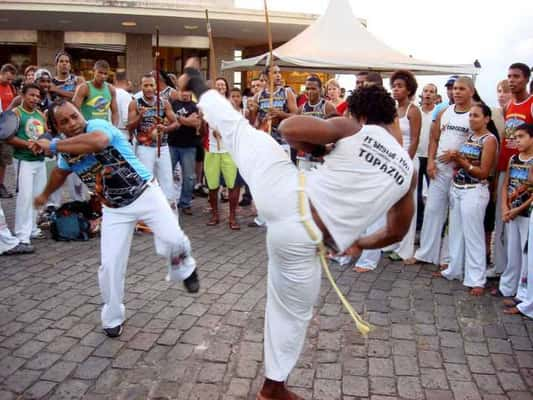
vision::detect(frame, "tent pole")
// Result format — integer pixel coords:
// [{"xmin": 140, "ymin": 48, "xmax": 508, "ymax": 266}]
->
[{"xmin": 264, "ymin": 0, "xmax": 274, "ymax": 135}]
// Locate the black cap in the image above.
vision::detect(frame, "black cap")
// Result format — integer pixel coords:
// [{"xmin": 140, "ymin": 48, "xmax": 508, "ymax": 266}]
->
[{"xmin": 445, "ymin": 75, "xmax": 459, "ymax": 87}]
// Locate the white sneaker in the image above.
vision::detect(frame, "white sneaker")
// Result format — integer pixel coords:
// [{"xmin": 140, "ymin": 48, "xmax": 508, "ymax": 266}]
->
[{"xmin": 30, "ymin": 230, "xmax": 46, "ymax": 240}]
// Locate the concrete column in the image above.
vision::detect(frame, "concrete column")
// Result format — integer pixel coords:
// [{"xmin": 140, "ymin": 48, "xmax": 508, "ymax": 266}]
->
[
  {"xmin": 213, "ymin": 38, "xmax": 237, "ymax": 86},
  {"xmin": 126, "ymin": 33, "xmax": 152, "ymax": 91},
  {"xmin": 37, "ymin": 31, "xmax": 64, "ymax": 72}
]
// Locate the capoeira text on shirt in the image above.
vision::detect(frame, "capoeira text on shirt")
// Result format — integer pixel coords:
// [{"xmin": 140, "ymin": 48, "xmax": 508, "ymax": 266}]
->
[{"xmin": 441, "ymin": 123, "xmax": 469, "ymax": 136}]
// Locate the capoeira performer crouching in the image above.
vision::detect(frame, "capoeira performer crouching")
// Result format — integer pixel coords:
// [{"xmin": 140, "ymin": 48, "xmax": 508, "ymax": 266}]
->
[
  {"xmin": 32, "ymin": 99, "xmax": 200, "ymax": 338},
  {"xmin": 178, "ymin": 60, "xmax": 416, "ymax": 400}
]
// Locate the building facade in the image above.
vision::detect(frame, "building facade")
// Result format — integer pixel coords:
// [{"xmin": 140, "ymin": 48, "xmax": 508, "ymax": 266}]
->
[{"xmin": 0, "ymin": 0, "xmax": 319, "ymax": 89}]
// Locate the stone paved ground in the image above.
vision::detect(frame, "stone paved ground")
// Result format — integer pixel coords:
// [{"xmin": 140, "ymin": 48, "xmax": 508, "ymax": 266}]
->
[{"xmin": 1, "ymin": 178, "xmax": 533, "ymax": 399}]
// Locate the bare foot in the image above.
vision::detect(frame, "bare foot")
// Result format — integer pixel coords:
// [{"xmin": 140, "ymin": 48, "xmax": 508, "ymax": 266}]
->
[
  {"xmin": 439, "ymin": 264, "xmax": 448, "ymax": 271},
  {"xmin": 503, "ymin": 298, "xmax": 519, "ymax": 307},
  {"xmin": 469, "ymin": 287, "xmax": 484, "ymax": 296},
  {"xmin": 503, "ymin": 306, "xmax": 522, "ymax": 315},
  {"xmin": 353, "ymin": 266, "xmax": 371, "ymax": 273},
  {"xmin": 403, "ymin": 257, "xmax": 418, "ymax": 265}
]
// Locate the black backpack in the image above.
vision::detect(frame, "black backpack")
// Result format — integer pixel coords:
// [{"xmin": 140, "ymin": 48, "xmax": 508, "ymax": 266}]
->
[{"xmin": 50, "ymin": 201, "xmax": 93, "ymax": 241}]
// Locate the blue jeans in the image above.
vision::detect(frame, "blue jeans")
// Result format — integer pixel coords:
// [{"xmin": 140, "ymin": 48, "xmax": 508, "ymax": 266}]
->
[{"xmin": 169, "ymin": 146, "xmax": 196, "ymax": 209}]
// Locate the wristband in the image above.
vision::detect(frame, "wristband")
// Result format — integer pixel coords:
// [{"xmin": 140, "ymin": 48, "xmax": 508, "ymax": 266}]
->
[{"xmin": 50, "ymin": 138, "xmax": 60, "ymax": 156}]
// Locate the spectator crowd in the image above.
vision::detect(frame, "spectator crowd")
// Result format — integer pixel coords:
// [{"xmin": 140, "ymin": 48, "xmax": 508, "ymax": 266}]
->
[{"xmin": 1, "ymin": 51, "xmax": 533, "ymax": 321}]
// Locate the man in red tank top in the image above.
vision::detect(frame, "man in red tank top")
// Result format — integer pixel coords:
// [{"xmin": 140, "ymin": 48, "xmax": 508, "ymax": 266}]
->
[
  {"xmin": 501, "ymin": 63, "xmax": 533, "ymax": 171},
  {"xmin": 491, "ymin": 62, "xmax": 533, "ymax": 278}
]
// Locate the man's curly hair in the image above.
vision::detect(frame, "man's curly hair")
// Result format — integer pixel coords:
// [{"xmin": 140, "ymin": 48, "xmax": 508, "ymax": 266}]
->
[{"xmin": 347, "ymin": 85, "xmax": 397, "ymax": 125}]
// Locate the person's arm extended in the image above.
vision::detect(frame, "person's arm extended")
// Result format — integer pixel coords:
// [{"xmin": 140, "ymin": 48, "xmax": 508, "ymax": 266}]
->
[
  {"xmin": 109, "ymin": 85, "xmax": 119, "ymax": 127},
  {"xmin": 6, "ymin": 135, "xmax": 31, "ymax": 150},
  {"xmin": 344, "ymin": 172, "xmax": 417, "ymax": 255},
  {"xmin": 34, "ymin": 167, "xmax": 71, "ymax": 208},
  {"xmin": 427, "ymin": 109, "xmax": 445, "ymax": 179},
  {"xmin": 72, "ymin": 83, "xmax": 88, "ymax": 110},
  {"xmin": 407, "ymin": 105, "xmax": 422, "ymax": 159},
  {"xmin": 279, "ymin": 115, "xmax": 361, "ymax": 146},
  {"xmin": 37, "ymin": 131, "xmax": 110, "ymax": 155},
  {"xmin": 455, "ymin": 135, "xmax": 498, "ymax": 180}
]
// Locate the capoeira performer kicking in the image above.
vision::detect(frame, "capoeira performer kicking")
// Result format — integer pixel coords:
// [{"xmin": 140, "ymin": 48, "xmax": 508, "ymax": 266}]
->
[
  {"xmin": 178, "ymin": 60, "xmax": 416, "ymax": 400},
  {"xmin": 31, "ymin": 99, "xmax": 199, "ymax": 338}
]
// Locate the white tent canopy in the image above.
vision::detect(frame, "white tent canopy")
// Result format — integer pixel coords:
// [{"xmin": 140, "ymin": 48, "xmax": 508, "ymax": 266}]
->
[{"xmin": 222, "ymin": 0, "xmax": 478, "ymax": 76}]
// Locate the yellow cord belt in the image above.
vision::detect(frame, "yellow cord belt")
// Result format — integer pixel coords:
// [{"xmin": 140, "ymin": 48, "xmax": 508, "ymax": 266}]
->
[{"xmin": 297, "ymin": 173, "xmax": 373, "ymax": 336}]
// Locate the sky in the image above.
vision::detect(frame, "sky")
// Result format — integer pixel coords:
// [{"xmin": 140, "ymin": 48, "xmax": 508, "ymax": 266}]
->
[{"xmin": 235, "ymin": 0, "xmax": 533, "ymax": 105}]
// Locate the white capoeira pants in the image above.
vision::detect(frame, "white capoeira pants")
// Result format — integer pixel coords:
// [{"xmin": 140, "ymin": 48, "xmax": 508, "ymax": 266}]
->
[
  {"xmin": 517, "ymin": 213, "xmax": 533, "ymax": 318},
  {"xmin": 14, "ymin": 159, "xmax": 46, "ymax": 243},
  {"xmin": 0, "ymin": 200, "xmax": 19, "ymax": 254},
  {"xmin": 499, "ymin": 216, "xmax": 529, "ymax": 298},
  {"xmin": 199, "ymin": 90, "xmax": 323, "ymax": 381},
  {"xmin": 98, "ymin": 182, "xmax": 195, "ymax": 329},
  {"xmin": 356, "ymin": 216, "xmax": 386, "ymax": 270},
  {"xmin": 415, "ymin": 164, "xmax": 452, "ymax": 265},
  {"xmin": 387, "ymin": 156, "xmax": 419, "ymax": 260},
  {"xmin": 442, "ymin": 184, "xmax": 489, "ymax": 288},
  {"xmin": 135, "ymin": 145, "xmax": 176, "ymax": 204},
  {"xmin": 493, "ymin": 171, "xmax": 507, "ymax": 273}
]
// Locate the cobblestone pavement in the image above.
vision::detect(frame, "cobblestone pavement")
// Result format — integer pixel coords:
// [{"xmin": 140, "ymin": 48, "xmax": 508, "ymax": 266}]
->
[{"xmin": 1, "ymin": 184, "xmax": 533, "ymax": 400}]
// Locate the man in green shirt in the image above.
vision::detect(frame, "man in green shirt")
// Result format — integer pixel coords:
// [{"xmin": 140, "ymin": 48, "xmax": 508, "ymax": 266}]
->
[
  {"xmin": 6, "ymin": 83, "xmax": 48, "ymax": 245},
  {"xmin": 73, "ymin": 60, "xmax": 118, "ymax": 126}
]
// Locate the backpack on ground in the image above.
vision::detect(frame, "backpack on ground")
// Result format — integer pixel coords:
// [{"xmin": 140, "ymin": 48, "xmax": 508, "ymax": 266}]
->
[{"xmin": 50, "ymin": 201, "xmax": 94, "ymax": 241}]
